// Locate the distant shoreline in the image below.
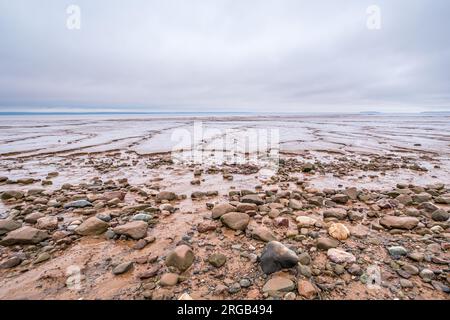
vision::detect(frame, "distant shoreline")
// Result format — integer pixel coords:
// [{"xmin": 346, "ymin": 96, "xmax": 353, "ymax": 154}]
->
[{"xmin": 0, "ymin": 111, "xmax": 449, "ymax": 116}]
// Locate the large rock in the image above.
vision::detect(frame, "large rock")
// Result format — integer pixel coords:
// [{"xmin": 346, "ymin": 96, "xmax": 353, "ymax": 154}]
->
[
  {"xmin": 24, "ymin": 212, "xmax": 45, "ymax": 224},
  {"xmin": 102, "ymin": 191, "xmax": 126, "ymax": 201},
  {"xmin": 208, "ymin": 253, "xmax": 227, "ymax": 268},
  {"xmin": 113, "ymin": 221, "xmax": 148, "ymax": 239},
  {"xmin": 236, "ymin": 203, "xmax": 257, "ymax": 213},
  {"xmin": 431, "ymin": 209, "xmax": 449, "ymax": 222},
  {"xmin": 36, "ymin": 216, "xmax": 58, "ymax": 231},
  {"xmin": 297, "ymin": 280, "xmax": 318, "ymax": 299},
  {"xmin": 165, "ymin": 245, "xmax": 194, "ymax": 271},
  {"xmin": 262, "ymin": 277, "xmax": 295, "ymax": 293},
  {"xmin": 250, "ymin": 226, "xmax": 277, "ymax": 242},
  {"xmin": 212, "ymin": 203, "xmax": 235, "ymax": 219},
  {"xmin": 289, "ymin": 199, "xmax": 303, "ymax": 210},
  {"xmin": 0, "ymin": 226, "xmax": 49, "ymax": 245},
  {"xmin": 316, "ymin": 237, "xmax": 339, "ymax": 250},
  {"xmin": 1, "ymin": 190, "xmax": 24, "ymax": 201},
  {"xmin": 323, "ymin": 208, "xmax": 347, "ymax": 220},
  {"xmin": 328, "ymin": 223, "xmax": 350, "ymax": 240},
  {"xmin": 0, "ymin": 220, "xmax": 22, "ymax": 235},
  {"xmin": 75, "ymin": 217, "xmax": 108, "ymax": 236},
  {"xmin": 64, "ymin": 200, "xmax": 93, "ymax": 209},
  {"xmin": 379, "ymin": 216, "xmax": 419, "ymax": 230},
  {"xmin": 220, "ymin": 212, "xmax": 250, "ymax": 230},
  {"xmin": 156, "ymin": 191, "xmax": 176, "ymax": 201},
  {"xmin": 259, "ymin": 241, "xmax": 299, "ymax": 275},
  {"xmin": 241, "ymin": 194, "xmax": 264, "ymax": 205},
  {"xmin": 331, "ymin": 194, "xmax": 349, "ymax": 204},
  {"xmin": 296, "ymin": 216, "xmax": 317, "ymax": 227},
  {"xmin": 327, "ymin": 248, "xmax": 356, "ymax": 264}
]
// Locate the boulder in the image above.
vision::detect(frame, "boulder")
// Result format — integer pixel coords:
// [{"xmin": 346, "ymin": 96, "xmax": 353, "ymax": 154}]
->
[
  {"xmin": 220, "ymin": 212, "xmax": 250, "ymax": 230},
  {"xmin": 75, "ymin": 217, "xmax": 108, "ymax": 236},
  {"xmin": 0, "ymin": 226, "xmax": 49, "ymax": 245},
  {"xmin": 212, "ymin": 203, "xmax": 235, "ymax": 219},
  {"xmin": 328, "ymin": 223, "xmax": 350, "ymax": 240},
  {"xmin": 327, "ymin": 248, "xmax": 356, "ymax": 264},
  {"xmin": 262, "ymin": 277, "xmax": 295, "ymax": 293},
  {"xmin": 250, "ymin": 226, "xmax": 277, "ymax": 242},
  {"xmin": 379, "ymin": 216, "xmax": 419, "ymax": 230},
  {"xmin": 259, "ymin": 241, "xmax": 299, "ymax": 274},
  {"xmin": 165, "ymin": 245, "xmax": 194, "ymax": 271},
  {"xmin": 113, "ymin": 221, "xmax": 148, "ymax": 240},
  {"xmin": 0, "ymin": 220, "xmax": 22, "ymax": 235},
  {"xmin": 64, "ymin": 200, "xmax": 93, "ymax": 209}
]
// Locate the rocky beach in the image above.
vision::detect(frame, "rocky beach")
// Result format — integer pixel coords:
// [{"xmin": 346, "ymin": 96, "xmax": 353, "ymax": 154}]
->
[{"xmin": 0, "ymin": 114, "xmax": 449, "ymax": 300}]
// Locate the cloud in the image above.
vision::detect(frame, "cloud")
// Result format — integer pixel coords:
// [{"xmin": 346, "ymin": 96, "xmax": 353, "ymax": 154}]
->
[{"xmin": 0, "ymin": 0, "xmax": 449, "ymax": 112}]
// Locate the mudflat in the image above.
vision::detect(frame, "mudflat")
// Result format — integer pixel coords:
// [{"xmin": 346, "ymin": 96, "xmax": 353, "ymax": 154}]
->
[{"xmin": 0, "ymin": 114, "xmax": 449, "ymax": 300}]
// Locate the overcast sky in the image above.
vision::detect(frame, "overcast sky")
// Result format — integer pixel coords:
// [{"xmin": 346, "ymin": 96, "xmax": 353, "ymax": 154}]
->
[{"xmin": 0, "ymin": 0, "xmax": 449, "ymax": 113}]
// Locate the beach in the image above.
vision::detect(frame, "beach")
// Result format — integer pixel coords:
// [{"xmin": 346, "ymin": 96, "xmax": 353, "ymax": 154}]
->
[{"xmin": 0, "ymin": 113, "xmax": 449, "ymax": 300}]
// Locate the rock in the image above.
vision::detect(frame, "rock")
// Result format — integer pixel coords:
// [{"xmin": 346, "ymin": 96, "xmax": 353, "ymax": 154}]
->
[
  {"xmin": 220, "ymin": 212, "xmax": 250, "ymax": 230},
  {"xmin": 262, "ymin": 277, "xmax": 295, "ymax": 293},
  {"xmin": 260, "ymin": 241, "xmax": 299, "ymax": 274},
  {"xmin": 417, "ymin": 202, "xmax": 439, "ymax": 213},
  {"xmin": 388, "ymin": 246, "xmax": 408, "ymax": 257},
  {"xmin": 160, "ymin": 273, "xmax": 179, "ymax": 286},
  {"xmin": 1, "ymin": 190, "xmax": 24, "ymax": 201},
  {"xmin": 208, "ymin": 253, "xmax": 227, "ymax": 268},
  {"xmin": 289, "ymin": 199, "xmax": 303, "ymax": 210},
  {"xmin": 431, "ymin": 209, "xmax": 449, "ymax": 222},
  {"xmin": 419, "ymin": 269, "xmax": 435, "ymax": 282},
  {"xmin": 328, "ymin": 223, "xmax": 350, "ymax": 240},
  {"xmin": 347, "ymin": 264, "xmax": 363, "ymax": 276},
  {"xmin": 344, "ymin": 187, "xmax": 358, "ymax": 200},
  {"xmin": 36, "ymin": 216, "xmax": 58, "ymax": 231},
  {"xmin": 331, "ymin": 194, "xmax": 349, "ymax": 204},
  {"xmin": 0, "ymin": 256, "xmax": 22, "ymax": 269},
  {"xmin": 102, "ymin": 191, "xmax": 126, "ymax": 201},
  {"xmin": 240, "ymin": 278, "xmax": 252, "ymax": 288},
  {"xmin": 75, "ymin": 217, "xmax": 108, "ymax": 236},
  {"xmin": 297, "ymin": 280, "xmax": 317, "ymax": 299},
  {"xmin": 64, "ymin": 200, "xmax": 93, "ymax": 209},
  {"xmin": 237, "ymin": 203, "xmax": 257, "ymax": 213},
  {"xmin": 296, "ymin": 216, "xmax": 317, "ymax": 227},
  {"xmin": 327, "ymin": 248, "xmax": 356, "ymax": 264},
  {"xmin": 228, "ymin": 283, "xmax": 241, "ymax": 294},
  {"xmin": 316, "ymin": 237, "xmax": 339, "ymax": 250},
  {"xmin": 211, "ymin": 203, "xmax": 235, "ymax": 219},
  {"xmin": 96, "ymin": 213, "xmax": 111, "ymax": 222},
  {"xmin": 112, "ymin": 262, "xmax": 133, "ymax": 275},
  {"xmin": 250, "ymin": 226, "xmax": 277, "ymax": 242},
  {"xmin": 396, "ymin": 194, "xmax": 413, "ymax": 205},
  {"xmin": 165, "ymin": 245, "xmax": 194, "ymax": 271},
  {"xmin": 323, "ymin": 208, "xmax": 347, "ymax": 220},
  {"xmin": 402, "ymin": 263, "xmax": 419, "ymax": 275},
  {"xmin": 0, "ymin": 220, "xmax": 22, "ymax": 235},
  {"xmin": 24, "ymin": 212, "xmax": 45, "ymax": 224},
  {"xmin": 197, "ymin": 222, "xmax": 217, "ymax": 233},
  {"xmin": 132, "ymin": 213, "xmax": 153, "ymax": 222},
  {"xmin": 113, "ymin": 221, "xmax": 148, "ymax": 239},
  {"xmin": 34, "ymin": 252, "xmax": 50, "ymax": 264},
  {"xmin": 0, "ymin": 226, "xmax": 49, "ymax": 245},
  {"xmin": 241, "ymin": 194, "xmax": 264, "ymax": 205},
  {"xmin": 298, "ymin": 252, "xmax": 311, "ymax": 265},
  {"xmin": 379, "ymin": 216, "xmax": 419, "ymax": 230},
  {"xmin": 413, "ymin": 192, "xmax": 432, "ymax": 203},
  {"xmin": 156, "ymin": 191, "xmax": 176, "ymax": 201},
  {"xmin": 273, "ymin": 217, "xmax": 289, "ymax": 228}
]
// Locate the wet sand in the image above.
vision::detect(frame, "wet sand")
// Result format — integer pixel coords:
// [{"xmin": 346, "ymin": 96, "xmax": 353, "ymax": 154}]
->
[{"xmin": 0, "ymin": 114, "xmax": 449, "ymax": 300}]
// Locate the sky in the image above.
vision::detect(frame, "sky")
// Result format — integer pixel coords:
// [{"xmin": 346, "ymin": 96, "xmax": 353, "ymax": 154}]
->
[{"xmin": 0, "ymin": 0, "xmax": 449, "ymax": 113}]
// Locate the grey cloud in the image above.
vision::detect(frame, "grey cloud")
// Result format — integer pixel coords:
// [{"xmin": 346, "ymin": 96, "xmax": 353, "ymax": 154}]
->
[{"xmin": 0, "ymin": 0, "xmax": 449, "ymax": 112}]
